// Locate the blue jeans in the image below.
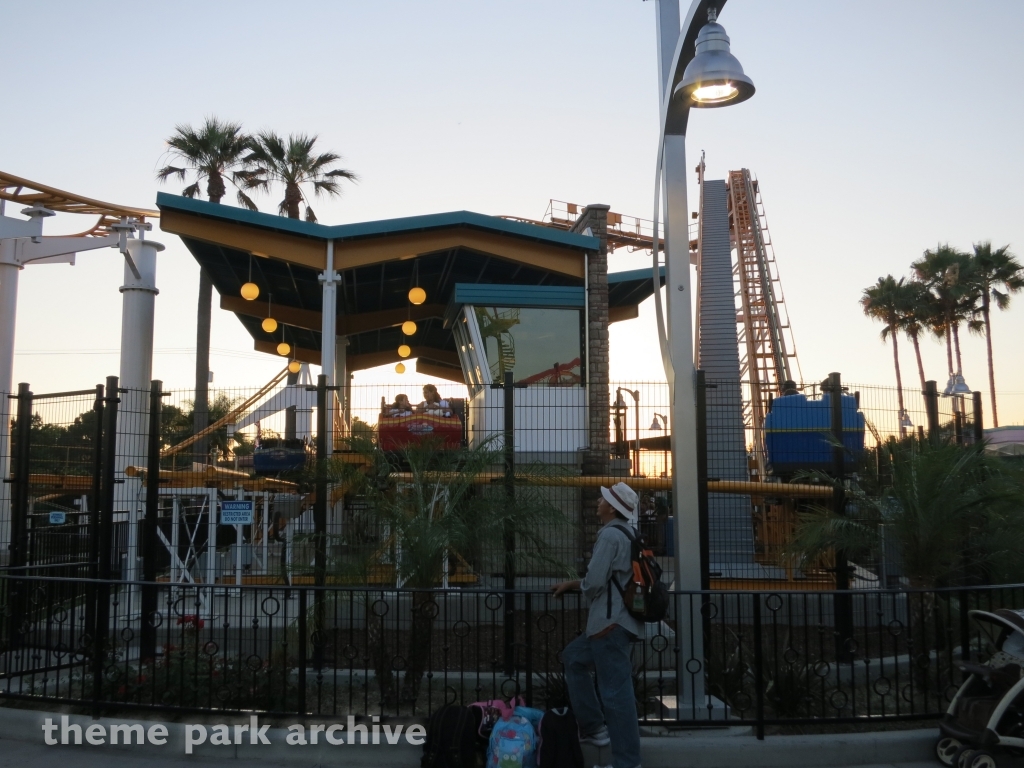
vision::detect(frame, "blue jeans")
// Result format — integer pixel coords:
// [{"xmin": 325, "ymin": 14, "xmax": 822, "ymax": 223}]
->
[{"xmin": 563, "ymin": 626, "xmax": 641, "ymax": 768}]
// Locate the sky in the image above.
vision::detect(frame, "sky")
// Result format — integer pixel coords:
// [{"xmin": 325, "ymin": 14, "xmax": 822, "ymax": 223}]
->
[{"xmin": 2, "ymin": 0, "xmax": 1023, "ymax": 424}]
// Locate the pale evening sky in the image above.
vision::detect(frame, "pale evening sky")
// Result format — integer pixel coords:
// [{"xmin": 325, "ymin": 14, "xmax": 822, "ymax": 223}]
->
[{"xmin": 1, "ymin": 0, "xmax": 1022, "ymax": 423}]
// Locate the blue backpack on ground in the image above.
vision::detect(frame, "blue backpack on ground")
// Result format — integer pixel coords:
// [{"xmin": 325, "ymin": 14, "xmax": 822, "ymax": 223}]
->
[
  {"xmin": 486, "ymin": 709, "xmax": 537, "ymax": 768},
  {"xmin": 513, "ymin": 705, "xmax": 544, "ymax": 733}
]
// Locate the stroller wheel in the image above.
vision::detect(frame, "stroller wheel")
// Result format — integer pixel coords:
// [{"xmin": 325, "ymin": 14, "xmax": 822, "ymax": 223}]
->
[
  {"xmin": 937, "ymin": 737, "xmax": 963, "ymax": 765},
  {"xmin": 968, "ymin": 751, "xmax": 997, "ymax": 768},
  {"xmin": 955, "ymin": 747, "xmax": 977, "ymax": 768}
]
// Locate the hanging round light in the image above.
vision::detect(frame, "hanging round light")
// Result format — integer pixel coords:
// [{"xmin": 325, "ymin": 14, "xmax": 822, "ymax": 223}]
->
[
  {"xmin": 395, "ymin": 362, "xmax": 406, "ymax": 374},
  {"xmin": 262, "ymin": 293, "xmax": 278, "ymax": 333},
  {"xmin": 241, "ymin": 253, "xmax": 260, "ymax": 300},
  {"xmin": 288, "ymin": 360, "xmax": 302, "ymax": 374},
  {"xmin": 401, "ymin": 320, "xmax": 418, "ymax": 336},
  {"xmin": 397, "ymin": 344, "xmax": 412, "ymax": 358},
  {"xmin": 408, "ymin": 286, "xmax": 426, "ymax": 305},
  {"xmin": 277, "ymin": 342, "xmax": 291, "ymax": 356}
]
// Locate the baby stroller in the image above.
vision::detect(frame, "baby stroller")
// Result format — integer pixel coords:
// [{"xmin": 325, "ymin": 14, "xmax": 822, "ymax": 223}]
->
[{"xmin": 936, "ymin": 609, "xmax": 1024, "ymax": 768}]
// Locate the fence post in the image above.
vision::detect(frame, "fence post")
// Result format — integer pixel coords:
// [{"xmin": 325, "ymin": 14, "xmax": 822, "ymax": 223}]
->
[
  {"xmin": 313, "ymin": 375, "xmax": 328, "ymax": 672},
  {"xmin": 93, "ymin": 375, "xmax": 119, "ymax": 717},
  {"xmin": 85, "ymin": 384, "xmax": 104, "ymax": 651},
  {"xmin": 694, "ymin": 370, "xmax": 710, "ymax": 594},
  {"xmin": 972, "ymin": 392, "xmax": 984, "ymax": 442},
  {"xmin": 752, "ymin": 595, "xmax": 765, "ymax": 741},
  {"xmin": 140, "ymin": 380, "xmax": 162, "ymax": 661},
  {"xmin": 953, "ymin": 411, "xmax": 964, "ymax": 446},
  {"xmin": 9, "ymin": 384, "xmax": 32, "ymax": 572},
  {"xmin": 298, "ymin": 587, "xmax": 308, "ymax": 715},
  {"xmin": 924, "ymin": 381, "xmax": 940, "ymax": 443},
  {"xmin": 502, "ymin": 370, "xmax": 516, "ymax": 677},
  {"xmin": 8, "ymin": 383, "xmax": 33, "ymax": 650},
  {"xmin": 828, "ymin": 373, "xmax": 854, "ymax": 663},
  {"xmin": 959, "ymin": 589, "xmax": 971, "ymax": 664},
  {"xmin": 524, "ymin": 592, "xmax": 533, "ymax": 706}
]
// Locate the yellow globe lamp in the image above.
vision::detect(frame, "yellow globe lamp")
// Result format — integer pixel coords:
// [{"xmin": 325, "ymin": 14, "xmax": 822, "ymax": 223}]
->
[
  {"xmin": 397, "ymin": 344, "xmax": 412, "ymax": 358},
  {"xmin": 408, "ymin": 286, "xmax": 426, "ymax": 305},
  {"xmin": 277, "ymin": 342, "xmax": 291, "ymax": 356},
  {"xmin": 262, "ymin": 317, "xmax": 278, "ymax": 333},
  {"xmin": 287, "ymin": 360, "xmax": 302, "ymax": 374},
  {"xmin": 240, "ymin": 282, "xmax": 260, "ymax": 301},
  {"xmin": 395, "ymin": 363, "xmax": 406, "ymax": 374},
  {"xmin": 401, "ymin": 320, "xmax": 418, "ymax": 336}
]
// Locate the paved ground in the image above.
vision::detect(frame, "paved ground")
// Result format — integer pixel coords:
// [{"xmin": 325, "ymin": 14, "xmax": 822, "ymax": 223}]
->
[{"xmin": 0, "ymin": 740, "xmax": 943, "ymax": 768}]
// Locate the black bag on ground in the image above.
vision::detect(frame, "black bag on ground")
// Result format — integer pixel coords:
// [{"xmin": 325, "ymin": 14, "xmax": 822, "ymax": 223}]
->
[
  {"xmin": 610, "ymin": 524, "xmax": 670, "ymax": 623},
  {"xmin": 421, "ymin": 704, "xmax": 485, "ymax": 768},
  {"xmin": 538, "ymin": 707, "xmax": 584, "ymax": 768}
]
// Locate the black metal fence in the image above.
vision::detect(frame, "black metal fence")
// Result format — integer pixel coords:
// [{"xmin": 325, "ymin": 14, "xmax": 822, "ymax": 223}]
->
[
  {"xmin": 1, "ymin": 572, "xmax": 1020, "ymax": 735},
  {"xmin": 0, "ymin": 370, "xmax": 1001, "ymax": 732}
]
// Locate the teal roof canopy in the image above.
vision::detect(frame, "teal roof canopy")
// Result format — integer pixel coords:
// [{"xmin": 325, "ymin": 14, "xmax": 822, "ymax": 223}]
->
[{"xmin": 155, "ymin": 192, "xmax": 600, "ymax": 251}]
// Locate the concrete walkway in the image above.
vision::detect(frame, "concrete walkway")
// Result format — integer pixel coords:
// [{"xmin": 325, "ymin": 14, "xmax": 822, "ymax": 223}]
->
[{"xmin": 0, "ymin": 706, "xmax": 941, "ymax": 768}]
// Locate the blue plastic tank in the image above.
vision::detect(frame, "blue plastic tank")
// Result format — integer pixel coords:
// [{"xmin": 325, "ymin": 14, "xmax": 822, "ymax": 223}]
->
[{"xmin": 764, "ymin": 392, "xmax": 865, "ymax": 474}]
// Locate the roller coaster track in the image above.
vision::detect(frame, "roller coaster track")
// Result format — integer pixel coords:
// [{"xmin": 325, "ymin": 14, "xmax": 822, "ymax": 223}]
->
[{"xmin": 728, "ymin": 169, "xmax": 802, "ymax": 474}]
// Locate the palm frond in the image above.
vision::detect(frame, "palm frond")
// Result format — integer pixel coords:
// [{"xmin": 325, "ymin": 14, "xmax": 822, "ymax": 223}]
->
[
  {"xmin": 156, "ymin": 165, "xmax": 187, "ymax": 182},
  {"xmin": 236, "ymin": 189, "xmax": 259, "ymax": 211}
]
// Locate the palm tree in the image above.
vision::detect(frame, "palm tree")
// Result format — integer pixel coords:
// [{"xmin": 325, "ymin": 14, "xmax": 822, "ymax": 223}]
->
[
  {"xmin": 901, "ymin": 279, "xmax": 935, "ymax": 391},
  {"xmin": 156, "ymin": 117, "xmax": 257, "ymax": 461},
  {"xmin": 968, "ymin": 242, "xmax": 1024, "ymax": 427},
  {"xmin": 912, "ymin": 245, "xmax": 976, "ymax": 387},
  {"xmin": 861, "ymin": 275, "xmax": 910, "ymax": 421},
  {"xmin": 240, "ymin": 132, "xmax": 357, "ymax": 222},
  {"xmin": 303, "ymin": 436, "xmax": 572, "ymax": 707},
  {"xmin": 787, "ymin": 440, "xmax": 1024, "ymax": 589}
]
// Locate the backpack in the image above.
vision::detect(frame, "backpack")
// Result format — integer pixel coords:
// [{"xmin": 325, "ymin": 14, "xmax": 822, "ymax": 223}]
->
[
  {"xmin": 485, "ymin": 706, "xmax": 537, "ymax": 768},
  {"xmin": 609, "ymin": 524, "xmax": 670, "ymax": 623},
  {"xmin": 422, "ymin": 704, "xmax": 484, "ymax": 768},
  {"xmin": 512, "ymin": 705, "xmax": 544, "ymax": 734},
  {"xmin": 537, "ymin": 707, "xmax": 583, "ymax": 768},
  {"xmin": 469, "ymin": 696, "xmax": 525, "ymax": 740}
]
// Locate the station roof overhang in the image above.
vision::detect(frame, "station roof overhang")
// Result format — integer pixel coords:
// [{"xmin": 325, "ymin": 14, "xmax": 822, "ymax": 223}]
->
[{"xmin": 156, "ymin": 193, "xmax": 661, "ymax": 380}]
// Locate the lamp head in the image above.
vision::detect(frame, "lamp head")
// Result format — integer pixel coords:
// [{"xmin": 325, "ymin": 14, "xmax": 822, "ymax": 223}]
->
[
  {"xmin": 395, "ymin": 362, "xmax": 406, "ymax": 374},
  {"xmin": 675, "ymin": 7, "xmax": 754, "ymax": 108},
  {"xmin": 650, "ymin": 416, "xmax": 662, "ymax": 431},
  {"xmin": 240, "ymin": 282, "xmax": 260, "ymax": 301},
  {"xmin": 287, "ymin": 360, "xmax": 302, "ymax": 374},
  {"xmin": 951, "ymin": 374, "xmax": 972, "ymax": 395}
]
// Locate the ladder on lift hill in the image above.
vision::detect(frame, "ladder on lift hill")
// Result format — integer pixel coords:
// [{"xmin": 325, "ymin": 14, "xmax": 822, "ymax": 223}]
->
[{"xmin": 728, "ymin": 169, "xmax": 801, "ymax": 475}]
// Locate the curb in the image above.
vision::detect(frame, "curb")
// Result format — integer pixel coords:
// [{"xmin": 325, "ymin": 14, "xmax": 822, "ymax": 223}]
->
[{"xmin": 0, "ymin": 706, "xmax": 938, "ymax": 767}]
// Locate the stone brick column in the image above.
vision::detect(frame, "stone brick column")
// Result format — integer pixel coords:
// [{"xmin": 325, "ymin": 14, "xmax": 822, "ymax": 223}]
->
[{"xmin": 572, "ymin": 205, "xmax": 610, "ymax": 562}]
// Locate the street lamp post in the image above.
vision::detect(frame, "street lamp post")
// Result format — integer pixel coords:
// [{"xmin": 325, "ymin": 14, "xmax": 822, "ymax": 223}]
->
[
  {"xmin": 650, "ymin": 412, "xmax": 669, "ymax": 476},
  {"xmin": 652, "ymin": 0, "xmax": 754, "ymax": 717},
  {"xmin": 616, "ymin": 387, "xmax": 641, "ymax": 476}
]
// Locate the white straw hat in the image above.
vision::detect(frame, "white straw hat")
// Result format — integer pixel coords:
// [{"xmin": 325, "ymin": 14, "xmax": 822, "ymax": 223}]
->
[{"xmin": 601, "ymin": 482, "xmax": 639, "ymax": 526}]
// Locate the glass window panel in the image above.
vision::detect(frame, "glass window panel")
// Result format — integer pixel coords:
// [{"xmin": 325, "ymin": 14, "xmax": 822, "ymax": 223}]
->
[
  {"xmin": 473, "ymin": 307, "xmax": 583, "ymax": 386},
  {"xmin": 452, "ymin": 314, "xmax": 483, "ymax": 393}
]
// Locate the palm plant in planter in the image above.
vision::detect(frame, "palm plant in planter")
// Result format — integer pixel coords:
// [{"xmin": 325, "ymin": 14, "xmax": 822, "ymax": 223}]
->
[
  {"xmin": 298, "ymin": 435, "xmax": 575, "ymax": 709},
  {"xmin": 787, "ymin": 439, "xmax": 1024, "ymax": 690},
  {"xmin": 787, "ymin": 440, "xmax": 1024, "ymax": 589}
]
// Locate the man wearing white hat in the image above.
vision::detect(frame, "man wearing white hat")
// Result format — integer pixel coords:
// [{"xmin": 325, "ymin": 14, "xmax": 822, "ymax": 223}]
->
[{"xmin": 552, "ymin": 481, "xmax": 642, "ymax": 768}]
